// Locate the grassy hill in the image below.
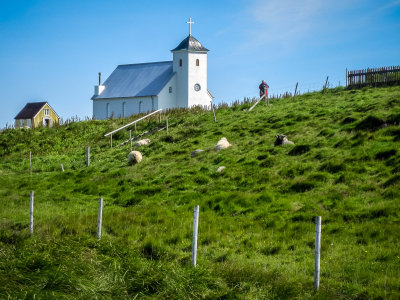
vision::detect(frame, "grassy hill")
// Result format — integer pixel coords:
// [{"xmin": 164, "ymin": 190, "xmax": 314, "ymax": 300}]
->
[{"xmin": 0, "ymin": 86, "xmax": 399, "ymax": 299}]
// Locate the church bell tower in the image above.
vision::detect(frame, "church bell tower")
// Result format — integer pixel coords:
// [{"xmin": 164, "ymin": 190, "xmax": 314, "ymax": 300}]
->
[{"xmin": 171, "ymin": 18, "xmax": 212, "ymax": 108}]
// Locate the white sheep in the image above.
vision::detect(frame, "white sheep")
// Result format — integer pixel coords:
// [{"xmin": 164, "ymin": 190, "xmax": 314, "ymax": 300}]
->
[
  {"xmin": 128, "ymin": 151, "xmax": 142, "ymax": 165},
  {"xmin": 135, "ymin": 139, "xmax": 150, "ymax": 147},
  {"xmin": 215, "ymin": 137, "xmax": 232, "ymax": 151}
]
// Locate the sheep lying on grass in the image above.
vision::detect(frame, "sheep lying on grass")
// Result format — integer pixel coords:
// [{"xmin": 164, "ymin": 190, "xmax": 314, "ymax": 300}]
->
[
  {"xmin": 215, "ymin": 137, "xmax": 232, "ymax": 150},
  {"xmin": 274, "ymin": 134, "xmax": 294, "ymax": 146},
  {"xmin": 135, "ymin": 139, "xmax": 150, "ymax": 147},
  {"xmin": 128, "ymin": 151, "xmax": 142, "ymax": 165}
]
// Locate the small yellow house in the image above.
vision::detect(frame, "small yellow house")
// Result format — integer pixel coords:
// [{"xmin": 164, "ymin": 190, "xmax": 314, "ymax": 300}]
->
[{"xmin": 14, "ymin": 102, "xmax": 59, "ymax": 129}]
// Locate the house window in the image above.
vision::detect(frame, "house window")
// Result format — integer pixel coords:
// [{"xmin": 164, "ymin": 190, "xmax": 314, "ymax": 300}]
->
[
  {"xmin": 19, "ymin": 119, "xmax": 24, "ymax": 127},
  {"xmin": 27, "ymin": 119, "xmax": 31, "ymax": 127},
  {"xmin": 169, "ymin": 87, "xmax": 172, "ymax": 93},
  {"xmin": 179, "ymin": 59, "xmax": 182, "ymax": 67},
  {"xmin": 196, "ymin": 59, "xmax": 199, "ymax": 66},
  {"xmin": 122, "ymin": 102, "xmax": 126, "ymax": 117},
  {"xmin": 44, "ymin": 109, "xmax": 50, "ymax": 116},
  {"xmin": 106, "ymin": 103, "xmax": 110, "ymax": 118}
]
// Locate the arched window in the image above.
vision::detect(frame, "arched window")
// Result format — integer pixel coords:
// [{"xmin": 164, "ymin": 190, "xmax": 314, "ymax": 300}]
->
[
  {"xmin": 122, "ymin": 102, "xmax": 126, "ymax": 117},
  {"xmin": 106, "ymin": 103, "xmax": 110, "ymax": 118},
  {"xmin": 169, "ymin": 87, "xmax": 172, "ymax": 93},
  {"xmin": 196, "ymin": 59, "xmax": 199, "ymax": 67},
  {"xmin": 179, "ymin": 59, "xmax": 182, "ymax": 67}
]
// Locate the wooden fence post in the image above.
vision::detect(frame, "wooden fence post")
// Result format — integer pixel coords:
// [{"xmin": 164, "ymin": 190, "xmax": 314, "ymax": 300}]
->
[
  {"xmin": 323, "ymin": 76, "xmax": 329, "ymax": 92},
  {"xmin": 166, "ymin": 117, "xmax": 169, "ymax": 134},
  {"xmin": 86, "ymin": 146, "xmax": 90, "ymax": 167},
  {"xmin": 110, "ymin": 134, "xmax": 113, "ymax": 148},
  {"xmin": 135, "ymin": 123, "xmax": 137, "ymax": 135},
  {"xmin": 29, "ymin": 151, "xmax": 32, "ymax": 175},
  {"xmin": 61, "ymin": 164, "xmax": 64, "ymax": 172},
  {"xmin": 129, "ymin": 130, "xmax": 132, "ymax": 152},
  {"xmin": 211, "ymin": 101, "xmax": 216, "ymax": 122},
  {"xmin": 314, "ymin": 216, "xmax": 322, "ymax": 290},
  {"xmin": 192, "ymin": 205, "xmax": 200, "ymax": 267},
  {"xmin": 29, "ymin": 191, "xmax": 34, "ymax": 234},
  {"xmin": 159, "ymin": 111, "xmax": 162, "ymax": 123},
  {"xmin": 97, "ymin": 198, "xmax": 103, "ymax": 240}
]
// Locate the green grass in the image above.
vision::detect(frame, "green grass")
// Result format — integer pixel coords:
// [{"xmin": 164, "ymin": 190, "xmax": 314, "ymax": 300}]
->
[{"xmin": 1, "ymin": 86, "xmax": 400, "ymax": 299}]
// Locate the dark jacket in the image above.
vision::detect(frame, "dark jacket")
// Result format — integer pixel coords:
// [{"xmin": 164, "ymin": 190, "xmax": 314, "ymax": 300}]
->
[{"xmin": 259, "ymin": 82, "xmax": 269, "ymax": 96}]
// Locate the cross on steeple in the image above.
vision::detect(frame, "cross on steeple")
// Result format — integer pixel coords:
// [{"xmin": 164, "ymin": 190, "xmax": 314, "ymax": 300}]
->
[{"xmin": 186, "ymin": 17, "xmax": 194, "ymax": 36}]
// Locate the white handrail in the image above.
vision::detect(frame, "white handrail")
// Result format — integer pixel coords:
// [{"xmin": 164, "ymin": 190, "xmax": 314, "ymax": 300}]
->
[
  {"xmin": 104, "ymin": 109, "xmax": 162, "ymax": 137},
  {"xmin": 248, "ymin": 95, "xmax": 266, "ymax": 112}
]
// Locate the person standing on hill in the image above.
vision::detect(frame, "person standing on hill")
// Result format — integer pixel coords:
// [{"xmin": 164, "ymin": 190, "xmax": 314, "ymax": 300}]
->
[{"xmin": 259, "ymin": 80, "xmax": 269, "ymax": 98}]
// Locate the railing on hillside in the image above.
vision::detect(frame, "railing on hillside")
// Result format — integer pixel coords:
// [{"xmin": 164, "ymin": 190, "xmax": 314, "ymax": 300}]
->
[
  {"xmin": 104, "ymin": 109, "xmax": 162, "ymax": 148},
  {"xmin": 346, "ymin": 66, "xmax": 400, "ymax": 88},
  {"xmin": 248, "ymin": 95, "xmax": 266, "ymax": 111}
]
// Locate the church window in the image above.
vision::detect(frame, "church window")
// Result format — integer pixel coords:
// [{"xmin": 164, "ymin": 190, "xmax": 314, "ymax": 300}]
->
[
  {"xmin": 106, "ymin": 103, "xmax": 110, "ymax": 118},
  {"xmin": 152, "ymin": 98, "xmax": 154, "ymax": 110},
  {"xmin": 179, "ymin": 59, "xmax": 182, "ymax": 67},
  {"xmin": 169, "ymin": 87, "xmax": 173, "ymax": 93},
  {"xmin": 196, "ymin": 59, "xmax": 199, "ymax": 66},
  {"xmin": 44, "ymin": 109, "xmax": 50, "ymax": 116},
  {"xmin": 139, "ymin": 101, "xmax": 143, "ymax": 114}
]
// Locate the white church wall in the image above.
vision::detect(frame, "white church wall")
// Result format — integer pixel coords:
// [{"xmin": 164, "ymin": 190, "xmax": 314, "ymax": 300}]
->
[
  {"xmin": 93, "ymin": 97, "xmax": 156, "ymax": 120},
  {"xmin": 173, "ymin": 52, "xmax": 189, "ymax": 108},
  {"xmin": 187, "ymin": 52, "xmax": 210, "ymax": 107},
  {"xmin": 157, "ymin": 74, "xmax": 177, "ymax": 110},
  {"xmin": 93, "ymin": 100, "xmax": 108, "ymax": 119}
]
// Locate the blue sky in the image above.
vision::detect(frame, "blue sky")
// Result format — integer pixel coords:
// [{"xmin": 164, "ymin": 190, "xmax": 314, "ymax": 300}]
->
[{"xmin": 0, "ymin": 0, "xmax": 399, "ymax": 128}]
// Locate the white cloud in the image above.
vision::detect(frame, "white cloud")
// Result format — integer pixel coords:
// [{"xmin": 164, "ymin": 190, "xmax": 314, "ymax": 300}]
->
[
  {"xmin": 245, "ymin": 0, "xmax": 362, "ymax": 47},
  {"xmin": 249, "ymin": 0, "xmax": 323, "ymax": 42}
]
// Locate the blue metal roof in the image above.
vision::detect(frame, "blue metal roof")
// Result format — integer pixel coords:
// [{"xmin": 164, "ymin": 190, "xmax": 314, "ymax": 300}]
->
[{"xmin": 92, "ymin": 61, "xmax": 174, "ymax": 100}]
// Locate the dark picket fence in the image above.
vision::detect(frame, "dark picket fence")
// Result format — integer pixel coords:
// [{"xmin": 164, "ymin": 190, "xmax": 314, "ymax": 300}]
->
[{"xmin": 346, "ymin": 66, "xmax": 400, "ymax": 87}]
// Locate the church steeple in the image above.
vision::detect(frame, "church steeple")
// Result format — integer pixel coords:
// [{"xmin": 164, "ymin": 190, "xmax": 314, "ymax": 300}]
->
[
  {"xmin": 171, "ymin": 18, "xmax": 211, "ymax": 108},
  {"xmin": 171, "ymin": 17, "xmax": 209, "ymax": 53}
]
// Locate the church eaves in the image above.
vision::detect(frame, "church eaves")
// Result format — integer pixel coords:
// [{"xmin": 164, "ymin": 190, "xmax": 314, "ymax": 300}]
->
[{"xmin": 171, "ymin": 35, "xmax": 209, "ymax": 52}]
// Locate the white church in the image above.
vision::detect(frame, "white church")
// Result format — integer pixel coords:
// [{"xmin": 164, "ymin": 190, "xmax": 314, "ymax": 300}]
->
[{"xmin": 91, "ymin": 18, "xmax": 213, "ymax": 119}]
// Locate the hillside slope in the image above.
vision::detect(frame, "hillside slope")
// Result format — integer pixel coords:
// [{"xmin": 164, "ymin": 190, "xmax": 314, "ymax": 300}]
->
[{"xmin": 1, "ymin": 86, "xmax": 399, "ymax": 299}]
